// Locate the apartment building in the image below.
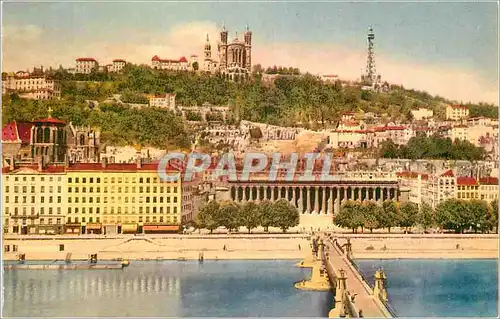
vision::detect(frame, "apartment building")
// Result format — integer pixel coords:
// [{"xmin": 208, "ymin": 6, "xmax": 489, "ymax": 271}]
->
[
  {"xmin": 149, "ymin": 93, "xmax": 176, "ymax": 109},
  {"xmin": 2, "ymin": 71, "xmax": 61, "ymax": 99},
  {"xmin": 478, "ymin": 177, "xmax": 499, "ymax": 202},
  {"xmin": 456, "ymin": 176, "xmax": 479, "ymax": 200},
  {"xmin": 445, "ymin": 105, "xmax": 469, "ymax": 121},
  {"xmin": 151, "ymin": 56, "xmax": 188, "ymax": 71},
  {"xmin": 75, "ymin": 58, "xmax": 99, "ymax": 74},
  {"xmin": 422, "ymin": 169, "xmax": 456, "ymax": 209},
  {"xmin": 2, "ymin": 161, "xmax": 185, "ymax": 235},
  {"xmin": 396, "ymin": 171, "xmax": 428, "ymax": 205},
  {"xmin": 2, "ymin": 164, "xmax": 66, "ymax": 235}
]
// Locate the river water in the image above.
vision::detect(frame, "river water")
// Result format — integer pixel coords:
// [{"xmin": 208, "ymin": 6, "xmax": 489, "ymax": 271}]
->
[
  {"xmin": 3, "ymin": 260, "xmax": 333, "ymax": 317},
  {"xmin": 3, "ymin": 259, "xmax": 497, "ymax": 317},
  {"xmin": 356, "ymin": 259, "xmax": 498, "ymax": 317}
]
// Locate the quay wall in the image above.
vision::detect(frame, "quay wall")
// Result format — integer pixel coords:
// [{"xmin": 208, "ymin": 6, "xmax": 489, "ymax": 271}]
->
[{"xmin": 333, "ymin": 234, "xmax": 499, "ymax": 259}]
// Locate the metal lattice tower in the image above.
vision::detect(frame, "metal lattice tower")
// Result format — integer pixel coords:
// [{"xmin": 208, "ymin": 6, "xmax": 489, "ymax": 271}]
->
[{"xmin": 364, "ymin": 26, "xmax": 379, "ymax": 88}]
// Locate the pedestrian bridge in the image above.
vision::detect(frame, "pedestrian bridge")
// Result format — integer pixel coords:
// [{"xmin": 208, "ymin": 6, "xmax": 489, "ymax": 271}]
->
[{"xmin": 297, "ymin": 235, "xmax": 395, "ymax": 318}]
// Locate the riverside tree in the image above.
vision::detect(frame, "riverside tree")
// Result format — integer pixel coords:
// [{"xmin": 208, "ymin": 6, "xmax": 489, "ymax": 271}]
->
[
  {"xmin": 399, "ymin": 202, "xmax": 418, "ymax": 231},
  {"xmin": 435, "ymin": 199, "xmax": 493, "ymax": 234},
  {"xmin": 218, "ymin": 202, "xmax": 241, "ymax": 233},
  {"xmin": 380, "ymin": 200, "xmax": 400, "ymax": 233},
  {"xmin": 240, "ymin": 202, "xmax": 260, "ymax": 233},
  {"xmin": 258, "ymin": 200, "xmax": 274, "ymax": 232},
  {"xmin": 272, "ymin": 199, "xmax": 300, "ymax": 233},
  {"xmin": 196, "ymin": 200, "xmax": 220, "ymax": 233},
  {"xmin": 417, "ymin": 202, "xmax": 435, "ymax": 231},
  {"xmin": 363, "ymin": 201, "xmax": 382, "ymax": 233},
  {"xmin": 334, "ymin": 201, "xmax": 364, "ymax": 233}
]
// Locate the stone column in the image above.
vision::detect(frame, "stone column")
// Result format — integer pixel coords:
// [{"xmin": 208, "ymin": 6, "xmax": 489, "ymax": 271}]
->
[
  {"xmin": 327, "ymin": 188, "xmax": 334, "ymax": 215},
  {"xmin": 321, "ymin": 187, "xmax": 327, "ymax": 214},
  {"xmin": 343, "ymin": 187, "xmax": 347, "ymax": 202},
  {"xmin": 306, "ymin": 187, "xmax": 311, "ymax": 213},
  {"xmin": 298, "ymin": 187, "xmax": 304, "ymax": 214},
  {"xmin": 291, "ymin": 187, "xmax": 296, "ymax": 204},
  {"xmin": 271, "ymin": 187, "xmax": 276, "ymax": 201},
  {"xmin": 242, "ymin": 186, "xmax": 247, "ymax": 202},
  {"xmin": 314, "ymin": 187, "xmax": 320, "ymax": 214}
]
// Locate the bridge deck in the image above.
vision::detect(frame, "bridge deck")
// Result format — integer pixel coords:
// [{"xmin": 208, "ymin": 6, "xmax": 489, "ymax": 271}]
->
[{"xmin": 324, "ymin": 239, "xmax": 391, "ymax": 318}]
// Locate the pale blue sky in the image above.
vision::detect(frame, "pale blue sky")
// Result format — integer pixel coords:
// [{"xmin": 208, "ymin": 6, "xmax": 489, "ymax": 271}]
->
[{"xmin": 2, "ymin": 1, "xmax": 498, "ymax": 103}]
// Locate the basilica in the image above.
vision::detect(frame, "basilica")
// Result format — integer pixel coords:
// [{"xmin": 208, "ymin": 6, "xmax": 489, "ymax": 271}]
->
[{"xmin": 204, "ymin": 24, "xmax": 252, "ymax": 81}]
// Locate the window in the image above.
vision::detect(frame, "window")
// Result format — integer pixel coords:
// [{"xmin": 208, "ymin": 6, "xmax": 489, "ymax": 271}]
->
[
  {"xmin": 82, "ymin": 187, "xmax": 86, "ymax": 193},
  {"xmin": 89, "ymin": 197, "xmax": 93, "ymax": 203},
  {"xmin": 82, "ymin": 217, "xmax": 86, "ymax": 223},
  {"xmin": 5, "ymin": 186, "xmax": 8, "ymax": 193},
  {"xmin": 173, "ymin": 207, "xmax": 177, "ymax": 214},
  {"xmin": 174, "ymin": 187, "xmax": 178, "ymax": 193},
  {"xmin": 160, "ymin": 197, "xmax": 164, "ymax": 203},
  {"xmin": 49, "ymin": 196, "xmax": 53, "ymax": 203},
  {"xmin": 57, "ymin": 196, "xmax": 61, "ymax": 203},
  {"xmin": 140, "ymin": 178, "xmax": 144, "ymax": 183},
  {"xmin": 75, "ymin": 187, "xmax": 79, "ymax": 193},
  {"xmin": 75, "ymin": 197, "xmax": 79, "ymax": 203},
  {"xmin": 68, "ymin": 207, "xmax": 72, "ymax": 214},
  {"xmin": 82, "ymin": 178, "xmax": 86, "ymax": 183},
  {"xmin": 40, "ymin": 207, "xmax": 45, "ymax": 214},
  {"xmin": 5, "ymin": 197, "xmax": 9, "ymax": 204},
  {"xmin": 58, "ymin": 186, "xmax": 61, "ymax": 193},
  {"xmin": 89, "ymin": 187, "xmax": 93, "ymax": 193},
  {"xmin": 89, "ymin": 208, "xmax": 93, "ymax": 214},
  {"xmin": 49, "ymin": 186, "xmax": 53, "ymax": 193},
  {"xmin": 96, "ymin": 208, "xmax": 100, "ymax": 214},
  {"xmin": 96, "ymin": 197, "xmax": 100, "ymax": 203},
  {"xmin": 97, "ymin": 178, "xmax": 101, "ymax": 183},
  {"xmin": 31, "ymin": 196, "xmax": 35, "ymax": 203},
  {"xmin": 40, "ymin": 197, "xmax": 44, "ymax": 203},
  {"xmin": 75, "ymin": 178, "xmax": 79, "ymax": 183},
  {"xmin": 68, "ymin": 187, "xmax": 72, "ymax": 193}
]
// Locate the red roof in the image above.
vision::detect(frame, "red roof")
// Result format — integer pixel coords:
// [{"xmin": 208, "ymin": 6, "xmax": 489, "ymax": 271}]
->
[
  {"xmin": 479, "ymin": 177, "xmax": 498, "ymax": 185},
  {"xmin": 152, "ymin": 55, "xmax": 160, "ymax": 61},
  {"xmin": 457, "ymin": 176, "xmax": 477, "ymax": 186},
  {"xmin": 33, "ymin": 118, "xmax": 66, "ymax": 125},
  {"xmin": 113, "ymin": 59, "xmax": 126, "ymax": 63},
  {"xmin": 17, "ymin": 122, "xmax": 33, "ymax": 144},
  {"xmin": 179, "ymin": 56, "xmax": 188, "ymax": 63},
  {"xmin": 2, "ymin": 121, "xmax": 19, "ymax": 142},
  {"xmin": 440, "ymin": 170, "xmax": 455, "ymax": 177},
  {"xmin": 66, "ymin": 162, "xmax": 182, "ymax": 172},
  {"xmin": 76, "ymin": 58, "xmax": 97, "ymax": 62}
]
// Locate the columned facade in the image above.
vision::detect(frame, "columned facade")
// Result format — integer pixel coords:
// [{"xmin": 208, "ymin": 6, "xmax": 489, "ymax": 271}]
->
[{"xmin": 228, "ymin": 181, "xmax": 400, "ymax": 229}]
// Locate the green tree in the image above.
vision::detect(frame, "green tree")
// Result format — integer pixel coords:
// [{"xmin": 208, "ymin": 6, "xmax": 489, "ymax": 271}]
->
[
  {"xmin": 491, "ymin": 200, "xmax": 498, "ymax": 233},
  {"xmin": 334, "ymin": 201, "xmax": 364, "ymax": 233},
  {"xmin": 399, "ymin": 202, "xmax": 418, "ymax": 231},
  {"xmin": 436, "ymin": 199, "xmax": 469, "ymax": 233},
  {"xmin": 196, "ymin": 200, "xmax": 220, "ymax": 233},
  {"xmin": 380, "ymin": 200, "xmax": 400, "ymax": 233},
  {"xmin": 417, "ymin": 202, "xmax": 435, "ymax": 231},
  {"xmin": 467, "ymin": 200, "xmax": 493, "ymax": 233},
  {"xmin": 271, "ymin": 199, "xmax": 300, "ymax": 233},
  {"xmin": 362, "ymin": 201, "xmax": 381, "ymax": 233},
  {"xmin": 258, "ymin": 200, "xmax": 274, "ymax": 232},
  {"xmin": 192, "ymin": 61, "xmax": 199, "ymax": 71},
  {"xmin": 240, "ymin": 202, "xmax": 260, "ymax": 233},
  {"xmin": 218, "ymin": 202, "xmax": 241, "ymax": 233}
]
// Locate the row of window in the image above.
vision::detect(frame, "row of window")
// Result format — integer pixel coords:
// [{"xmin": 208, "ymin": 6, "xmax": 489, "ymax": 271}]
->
[
  {"xmin": 68, "ymin": 177, "xmax": 175, "ymax": 184},
  {"xmin": 67, "ymin": 206, "xmax": 178, "ymax": 214},
  {"xmin": 5, "ymin": 176, "xmax": 62, "ymax": 182},
  {"xmin": 5, "ymin": 186, "xmax": 62, "ymax": 194},
  {"xmin": 457, "ymin": 186, "xmax": 479, "ymax": 190},
  {"xmin": 5, "ymin": 196, "xmax": 62, "ymax": 204},
  {"xmin": 7, "ymin": 215, "xmax": 178, "ymax": 225},
  {"xmin": 68, "ymin": 186, "xmax": 178, "ymax": 194},
  {"xmin": 6, "ymin": 207, "xmax": 62, "ymax": 215},
  {"xmin": 68, "ymin": 196, "xmax": 178, "ymax": 204}
]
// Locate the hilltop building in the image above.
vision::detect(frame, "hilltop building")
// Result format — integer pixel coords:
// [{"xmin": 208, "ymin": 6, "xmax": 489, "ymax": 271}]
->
[
  {"xmin": 151, "ymin": 56, "xmax": 188, "ymax": 71},
  {"xmin": 75, "ymin": 58, "xmax": 99, "ymax": 74},
  {"xmin": 149, "ymin": 93, "xmax": 176, "ymax": 109},
  {"xmin": 446, "ymin": 105, "xmax": 469, "ymax": 121},
  {"xmin": 2, "ymin": 67, "xmax": 61, "ymax": 100},
  {"xmin": 203, "ymin": 24, "xmax": 253, "ymax": 81}
]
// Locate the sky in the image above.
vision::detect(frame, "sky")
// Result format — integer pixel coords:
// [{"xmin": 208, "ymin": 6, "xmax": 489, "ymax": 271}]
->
[{"xmin": 2, "ymin": 1, "xmax": 498, "ymax": 104}]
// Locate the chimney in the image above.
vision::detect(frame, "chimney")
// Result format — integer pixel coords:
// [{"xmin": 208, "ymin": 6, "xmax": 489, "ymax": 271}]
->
[
  {"xmin": 101, "ymin": 157, "xmax": 108, "ymax": 169},
  {"xmin": 136, "ymin": 156, "xmax": 142, "ymax": 169}
]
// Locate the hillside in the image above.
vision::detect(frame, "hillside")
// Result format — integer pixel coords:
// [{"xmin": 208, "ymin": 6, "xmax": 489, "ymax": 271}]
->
[{"xmin": 2, "ymin": 64, "xmax": 498, "ymax": 149}]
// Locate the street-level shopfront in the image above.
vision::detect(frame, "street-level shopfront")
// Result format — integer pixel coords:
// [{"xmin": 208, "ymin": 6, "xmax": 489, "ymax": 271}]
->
[
  {"xmin": 64, "ymin": 223, "xmax": 81, "ymax": 234},
  {"xmin": 143, "ymin": 224, "xmax": 180, "ymax": 234},
  {"xmin": 86, "ymin": 223, "xmax": 103, "ymax": 234}
]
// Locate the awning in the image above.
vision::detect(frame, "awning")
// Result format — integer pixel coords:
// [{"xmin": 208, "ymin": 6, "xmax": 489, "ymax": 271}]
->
[
  {"xmin": 122, "ymin": 224, "xmax": 138, "ymax": 233},
  {"xmin": 64, "ymin": 224, "xmax": 81, "ymax": 228},
  {"xmin": 86, "ymin": 223, "xmax": 102, "ymax": 230},
  {"xmin": 144, "ymin": 225, "xmax": 180, "ymax": 232}
]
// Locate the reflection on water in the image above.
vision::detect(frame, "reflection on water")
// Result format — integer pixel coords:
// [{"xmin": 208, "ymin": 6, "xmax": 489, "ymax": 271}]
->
[
  {"xmin": 356, "ymin": 259, "xmax": 498, "ymax": 318},
  {"xmin": 4, "ymin": 260, "xmax": 333, "ymax": 317}
]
